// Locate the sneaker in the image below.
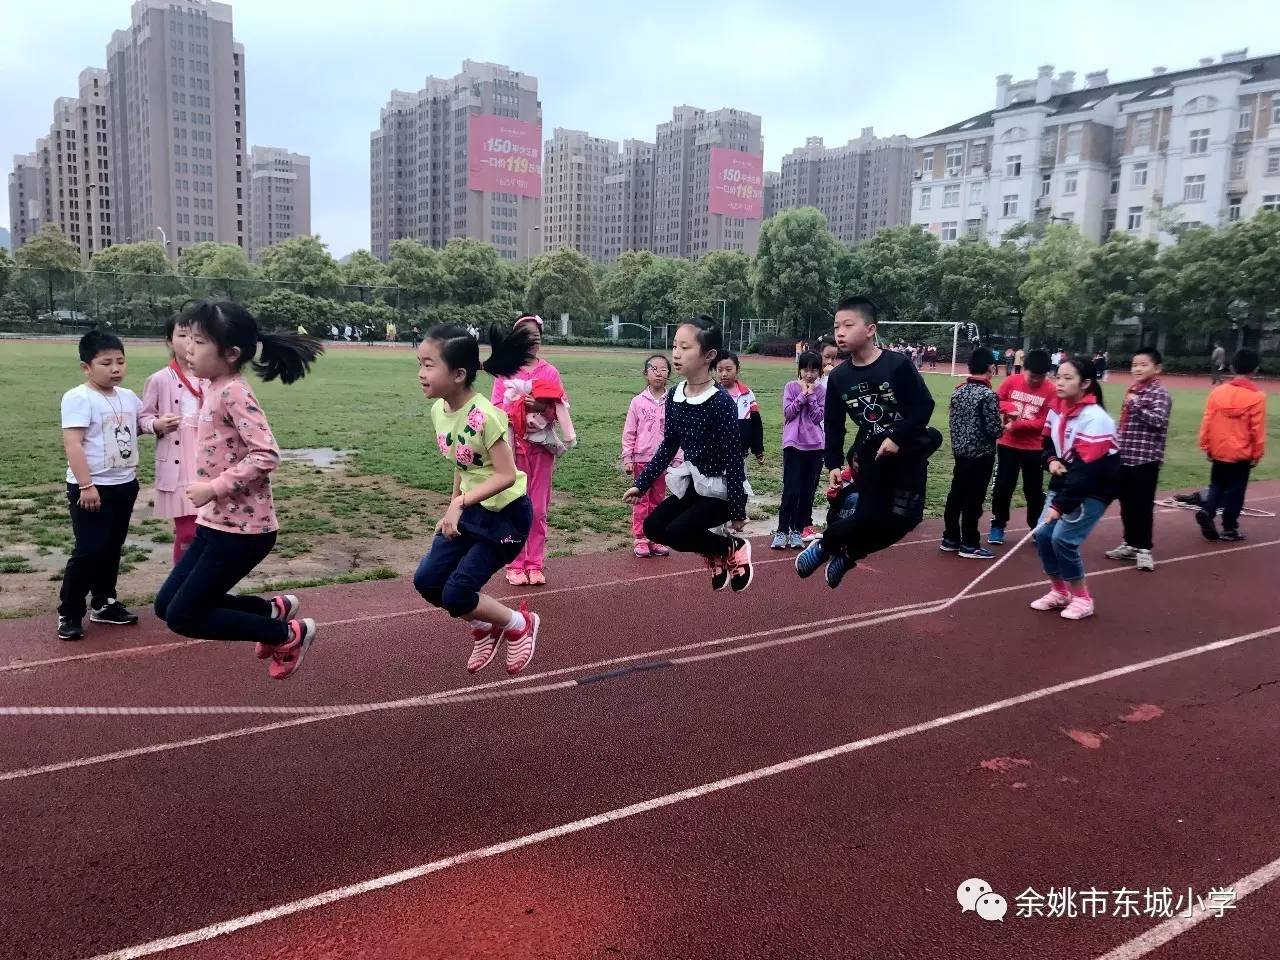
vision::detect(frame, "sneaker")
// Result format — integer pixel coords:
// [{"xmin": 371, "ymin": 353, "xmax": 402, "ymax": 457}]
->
[
  {"xmin": 57, "ymin": 616, "xmax": 84, "ymax": 641},
  {"xmin": 1030, "ymin": 590, "xmax": 1070, "ymax": 611},
  {"xmin": 1195, "ymin": 511, "xmax": 1219, "ymax": 542},
  {"xmin": 503, "ymin": 603, "xmax": 539, "ymax": 675},
  {"xmin": 1174, "ymin": 491, "xmax": 1203, "ymax": 506},
  {"xmin": 708, "ymin": 554, "xmax": 730, "ymax": 591},
  {"xmin": 801, "ymin": 526, "xmax": 820, "ymax": 543},
  {"xmin": 89, "ymin": 599, "xmax": 139, "ymax": 626},
  {"xmin": 1219, "ymin": 529, "xmax": 1245, "ymax": 542},
  {"xmin": 1105, "ymin": 543, "xmax": 1138, "ymax": 561},
  {"xmin": 268, "ymin": 618, "xmax": 317, "ymax": 681},
  {"xmin": 527, "ymin": 570, "xmax": 546, "ymax": 586},
  {"xmin": 258, "ymin": 594, "xmax": 303, "ymax": 658},
  {"xmin": 795, "ymin": 540, "xmax": 828, "ymax": 579},
  {"xmin": 650, "ymin": 543, "xmax": 670, "ymax": 557},
  {"xmin": 1135, "ymin": 549, "xmax": 1155, "ymax": 571},
  {"xmin": 506, "ymin": 570, "xmax": 530, "ymax": 586},
  {"xmin": 987, "ymin": 526, "xmax": 1005, "ymax": 546},
  {"xmin": 771, "ymin": 531, "xmax": 787, "ymax": 550},
  {"xmin": 1060, "ymin": 596, "xmax": 1095, "ymax": 620},
  {"xmin": 728, "ymin": 538, "xmax": 753, "ymax": 593},
  {"xmin": 825, "ymin": 553, "xmax": 852, "ymax": 589},
  {"xmin": 634, "ymin": 540, "xmax": 652, "ymax": 558},
  {"xmin": 958, "ymin": 546, "xmax": 996, "ymax": 560},
  {"xmin": 939, "ymin": 538, "xmax": 962, "ymax": 553},
  {"xmin": 787, "ymin": 532, "xmax": 804, "ymax": 550},
  {"xmin": 467, "ymin": 622, "xmax": 503, "ymax": 673}
]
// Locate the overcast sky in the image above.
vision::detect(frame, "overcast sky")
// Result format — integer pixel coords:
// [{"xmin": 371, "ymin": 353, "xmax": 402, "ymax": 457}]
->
[{"xmin": 3, "ymin": 0, "xmax": 1278, "ymax": 258}]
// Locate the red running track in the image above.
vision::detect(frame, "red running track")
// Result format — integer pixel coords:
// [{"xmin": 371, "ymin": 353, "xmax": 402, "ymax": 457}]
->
[{"xmin": 1, "ymin": 483, "xmax": 1279, "ymax": 960}]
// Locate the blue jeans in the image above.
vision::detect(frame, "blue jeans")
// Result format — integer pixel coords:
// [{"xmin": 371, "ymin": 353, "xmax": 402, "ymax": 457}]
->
[
  {"xmin": 1033, "ymin": 498, "xmax": 1107, "ymax": 583},
  {"xmin": 414, "ymin": 497, "xmax": 532, "ymax": 617}
]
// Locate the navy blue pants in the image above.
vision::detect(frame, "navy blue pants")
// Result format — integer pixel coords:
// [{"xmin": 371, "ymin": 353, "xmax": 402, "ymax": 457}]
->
[{"xmin": 414, "ymin": 497, "xmax": 532, "ymax": 617}]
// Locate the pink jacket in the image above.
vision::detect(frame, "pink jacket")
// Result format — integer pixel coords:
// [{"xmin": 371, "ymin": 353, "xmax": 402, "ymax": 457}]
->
[
  {"xmin": 195, "ymin": 375, "xmax": 281, "ymax": 534},
  {"xmin": 492, "ymin": 358, "xmax": 573, "ymax": 454},
  {"xmin": 139, "ymin": 365, "xmax": 208, "ymax": 492},
  {"xmin": 622, "ymin": 388, "xmax": 667, "ymax": 467}
]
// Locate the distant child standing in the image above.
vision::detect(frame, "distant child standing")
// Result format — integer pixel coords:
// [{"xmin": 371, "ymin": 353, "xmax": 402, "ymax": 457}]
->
[
  {"xmin": 1013, "ymin": 347, "xmax": 1025, "ymax": 375},
  {"xmin": 716, "ymin": 352, "xmax": 765, "ymax": 464},
  {"xmin": 775, "ymin": 351, "xmax": 826, "ymax": 549},
  {"xmin": 57, "ymin": 331, "xmax": 147, "ymax": 641},
  {"xmin": 989, "ymin": 349, "xmax": 1057, "ymax": 545},
  {"xmin": 1196, "ymin": 348, "xmax": 1267, "ymax": 542},
  {"xmin": 940, "ymin": 348, "xmax": 1003, "ymax": 560},
  {"xmin": 1030, "ymin": 356, "xmax": 1120, "ymax": 621},
  {"xmin": 817, "ymin": 336, "xmax": 841, "ymax": 388},
  {"xmin": 413, "ymin": 323, "xmax": 542, "ymax": 675},
  {"xmin": 625, "ymin": 316, "xmax": 754, "ymax": 593},
  {"xmin": 139, "ymin": 315, "xmax": 209, "ymax": 565},
  {"xmin": 491, "ymin": 314, "xmax": 567, "ymax": 587},
  {"xmin": 1105, "ymin": 348, "xmax": 1171, "ymax": 571},
  {"xmin": 153, "ymin": 301, "xmax": 323, "ymax": 680},
  {"xmin": 622, "ymin": 354, "xmax": 674, "ymax": 558}
]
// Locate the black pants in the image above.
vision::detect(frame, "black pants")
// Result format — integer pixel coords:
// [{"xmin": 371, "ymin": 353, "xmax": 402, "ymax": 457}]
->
[
  {"xmin": 644, "ymin": 491, "xmax": 733, "ymax": 558},
  {"xmin": 154, "ymin": 525, "xmax": 286, "ymax": 643},
  {"xmin": 778, "ymin": 448, "xmax": 824, "ymax": 533},
  {"xmin": 1117, "ymin": 461, "xmax": 1161, "ymax": 550},
  {"xmin": 59, "ymin": 480, "xmax": 140, "ymax": 619},
  {"xmin": 943, "ymin": 454, "xmax": 996, "ymax": 547},
  {"xmin": 991, "ymin": 446, "xmax": 1045, "ymax": 529},
  {"xmin": 1203, "ymin": 460, "xmax": 1252, "ymax": 532},
  {"xmin": 822, "ymin": 511, "xmax": 919, "ymax": 563}
]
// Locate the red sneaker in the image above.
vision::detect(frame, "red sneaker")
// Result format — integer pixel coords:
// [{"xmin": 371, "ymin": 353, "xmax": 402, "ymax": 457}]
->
[
  {"xmin": 257, "ymin": 594, "xmax": 301, "ymax": 659},
  {"xmin": 801, "ymin": 526, "xmax": 819, "ymax": 543},
  {"xmin": 467, "ymin": 622, "xmax": 502, "ymax": 673},
  {"xmin": 268, "ymin": 618, "xmax": 317, "ymax": 681},
  {"xmin": 649, "ymin": 543, "xmax": 670, "ymax": 557},
  {"xmin": 503, "ymin": 603, "xmax": 540, "ymax": 675}
]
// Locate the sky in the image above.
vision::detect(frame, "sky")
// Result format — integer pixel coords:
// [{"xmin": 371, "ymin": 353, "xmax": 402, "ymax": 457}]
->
[{"xmin": 3, "ymin": 0, "xmax": 1279, "ymax": 258}]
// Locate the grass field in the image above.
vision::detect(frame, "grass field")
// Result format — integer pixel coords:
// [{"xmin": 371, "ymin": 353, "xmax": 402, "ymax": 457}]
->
[{"xmin": 1, "ymin": 339, "xmax": 1276, "ymax": 616}]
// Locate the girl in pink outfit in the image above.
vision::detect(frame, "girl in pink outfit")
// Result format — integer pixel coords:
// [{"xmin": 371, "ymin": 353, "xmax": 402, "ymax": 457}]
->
[
  {"xmin": 490, "ymin": 315, "xmax": 566, "ymax": 586},
  {"xmin": 623, "ymin": 354, "xmax": 674, "ymax": 558},
  {"xmin": 139, "ymin": 315, "xmax": 208, "ymax": 564}
]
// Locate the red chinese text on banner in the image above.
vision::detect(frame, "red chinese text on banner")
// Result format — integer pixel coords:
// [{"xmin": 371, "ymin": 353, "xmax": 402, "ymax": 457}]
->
[
  {"xmin": 468, "ymin": 115, "xmax": 543, "ymax": 198},
  {"xmin": 708, "ymin": 148, "xmax": 764, "ymax": 219}
]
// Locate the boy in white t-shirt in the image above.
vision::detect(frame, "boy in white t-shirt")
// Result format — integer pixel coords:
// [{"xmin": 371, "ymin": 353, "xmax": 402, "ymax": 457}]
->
[{"xmin": 57, "ymin": 330, "xmax": 147, "ymax": 640}]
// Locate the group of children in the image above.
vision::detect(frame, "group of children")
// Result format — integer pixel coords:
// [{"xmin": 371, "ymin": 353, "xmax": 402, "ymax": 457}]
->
[{"xmin": 54, "ymin": 296, "xmax": 1268, "ymax": 681}]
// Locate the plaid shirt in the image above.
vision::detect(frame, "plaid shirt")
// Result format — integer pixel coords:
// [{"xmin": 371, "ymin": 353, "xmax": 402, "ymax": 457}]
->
[{"xmin": 1117, "ymin": 378, "xmax": 1172, "ymax": 465}]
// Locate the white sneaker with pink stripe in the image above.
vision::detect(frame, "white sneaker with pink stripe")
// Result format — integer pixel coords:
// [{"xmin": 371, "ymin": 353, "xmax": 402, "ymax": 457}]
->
[{"xmin": 503, "ymin": 603, "xmax": 539, "ymax": 675}]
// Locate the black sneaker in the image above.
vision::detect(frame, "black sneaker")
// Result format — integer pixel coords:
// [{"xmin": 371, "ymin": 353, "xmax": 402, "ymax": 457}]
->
[
  {"xmin": 57, "ymin": 616, "xmax": 84, "ymax": 641},
  {"xmin": 1195, "ymin": 511, "xmax": 1219, "ymax": 542},
  {"xmin": 89, "ymin": 599, "xmax": 139, "ymax": 626},
  {"xmin": 728, "ymin": 538, "xmax": 753, "ymax": 593},
  {"xmin": 1219, "ymin": 529, "xmax": 1245, "ymax": 542},
  {"xmin": 708, "ymin": 555, "xmax": 730, "ymax": 592},
  {"xmin": 1175, "ymin": 491, "xmax": 1204, "ymax": 506}
]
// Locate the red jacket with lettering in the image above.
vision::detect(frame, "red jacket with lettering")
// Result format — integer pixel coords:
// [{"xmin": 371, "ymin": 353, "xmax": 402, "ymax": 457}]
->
[{"xmin": 996, "ymin": 373, "xmax": 1058, "ymax": 452}]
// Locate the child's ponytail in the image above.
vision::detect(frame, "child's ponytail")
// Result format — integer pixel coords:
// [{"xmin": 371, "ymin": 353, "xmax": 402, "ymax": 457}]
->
[
  {"xmin": 254, "ymin": 330, "xmax": 323, "ymax": 384},
  {"xmin": 482, "ymin": 319, "xmax": 539, "ymax": 380},
  {"xmin": 178, "ymin": 299, "xmax": 323, "ymax": 385}
]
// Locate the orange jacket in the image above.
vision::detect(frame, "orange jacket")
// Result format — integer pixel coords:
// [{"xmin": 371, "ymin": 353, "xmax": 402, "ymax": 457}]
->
[{"xmin": 1199, "ymin": 377, "xmax": 1266, "ymax": 464}]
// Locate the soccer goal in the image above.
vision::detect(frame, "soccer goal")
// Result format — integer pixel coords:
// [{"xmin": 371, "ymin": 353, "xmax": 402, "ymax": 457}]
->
[{"xmin": 874, "ymin": 321, "xmax": 981, "ymax": 377}]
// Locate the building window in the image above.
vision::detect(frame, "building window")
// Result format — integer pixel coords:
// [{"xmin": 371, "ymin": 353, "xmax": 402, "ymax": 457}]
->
[
  {"xmin": 1232, "ymin": 155, "xmax": 1246, "ymax": 178},
  {"xmin": 1040, "ymin": 173, "xmax": 1052, "ymax": 197},
  {"xmin": 1110, "ymin": 170, "xmax": 1120, "ymax": 194},
  {"xmin": 970, "ymin": 185, "xmax": 983, "ymax": 205},
  {"xmin": 1127, "ymin": 206, "xmax": 1143, "ymax": 230},
  {"xmin": 1005, "ymin": 154, "xmax": 1022, "ymax": 177},
  {"xmin": 920, "ymin": 187, "xmax": 932, "ymax": 209},
  {"xmin": 1065, "ymin": 128, "xmax": 1082, "ymax": 158},
  {"xmin": 943, "ymin": 185, "xmax": 960, "ymax": 206},
  {"xmin": 1188, "ymin": 128, "xmax": 1209, "ymax": 154},
  {"xmin": 1102, "ymin": 208, "xmax": 1117, "ymax": 238},
  {"xmin": 1063, "ymin": 170, "xmax": 1079, "ymax": 195},
  {"xmin": 1228, "ymin": 198, "xmax": 1242, "ymax": 221},
  {"xmin": 1263, "ymin": 195, "xmax": 1280, "ymax": 212},
  {"xmin": 923, "ymin": 152, "xmax": 934, "ymax": 173},
  {"xmin": 1132, "ymin": 162, "xmax": 1148, "ymax": 187},
  {"xmin": 940, "ymin": 221, "xmax": 958, "ymax": 242},
  {"xmin": 946, "ymin": 145, "xmax": 963, "ymax": 171},
  {"xmin": 1239, "ymin": 109, "xmax": 1254, "ymax": 131},
  {"xmin": 1134, "ymin": 115, "xmax": 1153, "ymax": 146},
  {"xmin": 1183, "ymin": 175, "xmax": 1206, "ymax": 202},
  {"xmin": 1002, "ymin": 194, "xmax": 1018, "ymax": 217},
  {"xmin": 1268, "ymin": 147, "xmax": 1280, "ymax": 175}
]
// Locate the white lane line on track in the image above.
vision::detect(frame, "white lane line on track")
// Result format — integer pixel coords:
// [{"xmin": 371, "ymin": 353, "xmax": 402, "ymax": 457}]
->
[
  {"xmin": 8, "ymin": 493, "xmax": 1278, "ymax": 674},
  {"xmin": 1092, "ymin": 853, "xmax": 1280, "ymax": 960},
  {"xmin": 81, "ymin": 622, "xmax": 1280, "ymax": 960}
]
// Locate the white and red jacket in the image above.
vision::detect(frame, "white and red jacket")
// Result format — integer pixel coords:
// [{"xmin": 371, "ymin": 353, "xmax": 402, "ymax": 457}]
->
[{"xmin": 1042, "ymin": 395, "xmax": 1120, "ymax": 514}]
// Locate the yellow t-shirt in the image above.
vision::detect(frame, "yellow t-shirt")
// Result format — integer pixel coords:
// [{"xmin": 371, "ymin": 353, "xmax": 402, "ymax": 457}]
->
[{"xmin": 430, "ymin": 394, "xmax": 527, "ymax": 511}]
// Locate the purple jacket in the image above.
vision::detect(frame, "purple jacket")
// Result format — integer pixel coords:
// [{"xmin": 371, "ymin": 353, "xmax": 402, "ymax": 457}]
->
[{"xmin": 782, "ymin": 380, "xmax": 826, "ymax": 451}]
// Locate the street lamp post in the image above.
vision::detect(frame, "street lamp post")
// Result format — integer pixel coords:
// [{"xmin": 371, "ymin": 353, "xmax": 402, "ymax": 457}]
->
[
  {"xmin": 527, "ymin": 224, "xmax": 540, "ymax": 260},
  {"xmin": 713, "ymin": 299, "xmax": 728, "ymax": 350},
  {"xmin": 155, "ymin": 225, "xmax": 169, "ymax": 249}
]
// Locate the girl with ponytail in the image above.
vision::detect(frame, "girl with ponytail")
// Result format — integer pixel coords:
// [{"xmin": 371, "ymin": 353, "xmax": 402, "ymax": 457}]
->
[
  {"xmin": 412, "ymin": 321, "xmax": 543, "ymax": 676},
  {"xmin": 153, "ymin": 300, "xmax": 324, "ymax": 680}
]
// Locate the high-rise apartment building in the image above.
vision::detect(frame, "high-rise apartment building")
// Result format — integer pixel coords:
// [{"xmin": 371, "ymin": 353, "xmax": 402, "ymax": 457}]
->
[
  {"xmin": 247, "ymin": 147, "xmax": 311, "ymax": 259},
  {"xmin": 7, "ymin": 154, "xmax": 43, "ymax": 252},
  {"xmin": 542, "ymin": 128, "xmax": 616, "ymax": 262},
  {"xmin": 652, "ymin": 106, "xmax": 764, "ymax": 258},
  {"xmin": 763, "ymin": 170, "xmax": 780, "ymax": 220},
  {"xmin": 370, "ymin": 60, "xmax": 542, "ymax": 260},
  {"xmin": 910, "ymin": 49, "xmax": 1280, "ymax": 245},
  {"xmin": 603, "ymin": 139, "xmax": 656, "ymax": 262},
  {"xmin": 777, "ymin": 128, "xmax": 913, "ymax": 244}
]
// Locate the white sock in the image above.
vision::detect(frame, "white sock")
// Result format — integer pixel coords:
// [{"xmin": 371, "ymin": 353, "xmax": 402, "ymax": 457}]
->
[
  {"xmin": 471, "ymin": 620, "xmax": 492, "ymax": 633},
  {"xmin": 504, "ymin": 610, "xmax": 527, "ymax": 634}
]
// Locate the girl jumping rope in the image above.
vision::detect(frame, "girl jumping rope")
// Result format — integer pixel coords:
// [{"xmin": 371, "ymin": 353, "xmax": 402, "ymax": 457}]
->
[
  {"xmin": 413, "ymin": 323, "xmax": 542, "ymax": 675},
  {"xmin": 139, "ymin": 314, "xmax": 208, "ymax": 564},
  {"xmin": 624, "ymin": 316, "xmax": 754, "ymax": 593},
  {"xmin": 622, "ymin": 354, "xmax": 674, "ymax": 558},
  {"xmin": 153, "ymin": 300, "xmax": 323, "ymax": 680},
  {"xmin": 1030, "ymin": 355, "xmax": 1120, "ymax": 621}
]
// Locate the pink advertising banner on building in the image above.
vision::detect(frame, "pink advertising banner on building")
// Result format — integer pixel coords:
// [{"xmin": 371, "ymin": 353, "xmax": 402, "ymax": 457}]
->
[
  {"xmin": 708, "ymin": 147, "xmax": 764, "ymax": 219},
  {"xmin": 468, "ymin": 115, "xmax": 543, "ymax": 198}
]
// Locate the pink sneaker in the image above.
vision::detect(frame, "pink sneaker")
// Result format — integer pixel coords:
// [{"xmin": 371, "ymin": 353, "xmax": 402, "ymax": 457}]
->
[
  {"xmin": 1060, "ymin": 596, "xmax": 1095, "ymax": 620},
  {"xmin": 268, "ymin": 618, "xmax": 317, "ymax": 680},
  {"xmin": 257, "ymin": 594, "xmax": 301, "ymax": 659},
  {"xmin": 634, "ymin": 540, "xmax": 652, "ymax": 558},
  {"xmin": 467, "ymin": 622, "xmax": 502, "ymax": 673},
  {"xmin": 801, "ymin": 526, "xmax": 819, "ymax": 543},
  {"xmin": 649, "ymin": 543, "xmax": 670, "ymax": 557},
  {"xmin": 1030, "ymin": 590, "xmax": 1070, "ymax": 611},
  {"xmin": 503, "ymin": 603, "xmax": 539, "ymax": 675},
  {"xmin": 506, "ymin": 570, "xmax": 529, "ymax": 586},
  {"xmin": 527, "ymin": 570, "xmax": 546, "ymax": 586},
  {"xmin": 727, "ymin": 537, "xmax": 753, "ymax": 593}
]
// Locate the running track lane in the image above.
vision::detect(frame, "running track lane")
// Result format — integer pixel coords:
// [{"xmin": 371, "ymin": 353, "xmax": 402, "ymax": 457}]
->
[{"xmin": 0, "ymin": 525, "xmax": 1277, "ymax": 956}]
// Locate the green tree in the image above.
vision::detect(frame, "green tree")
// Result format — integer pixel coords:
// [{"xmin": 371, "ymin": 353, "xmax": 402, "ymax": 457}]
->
[
  {"xmin": 195, "ymin": 244, "xmax": 256, "ymax": 280},
  {"xmin": 341, "ymin": 249, "xmax": 392, "ymax": 290},
  {"xmin": 525, "ymin": 247, "xmax": 597, "ymax": 319},
  {"xmin": 1147, "ymin": 227, "xmax": 1233, "ymax": 348},
  {"xmin": 1080, "ymin": 232, "xmax": 1158, "ymax": 348},
  {"xmin": 0, "ymin": 246, "xmax": 13, "ymax": 295},
  {"xmin": 1222, "ymin": 211, "xmax": 1280, "ymax": 348},
  {"xmin": 936, "ymin": 241, "xmax": 1023, "ymax": 337},
  {"xmin": 750, "ymin": 207, "xmax": 842, "ymax": 336},
  {"xmin": 386, "ymin": 239, "xmax": 447, "ymax": 306},
  {"xmin": 598, "ymin": 250, "xmax": 656, "ymax": 321},
  {"xmin": 1018, "ymin": 224, "xmax": 1093, "ymax": 344},
  {"xmin": 177, "ymin": 241, "xmax": 224, "ymax": 277},
  {"xmin": 15, "ymin": 224, "xmax": 81, "ymax": 271},
  {"xmin": 258, "ymin": 235, "xmax": 341, "ymax": 297},
  {"xmin": 249, "ymin": 289, "xmax": 330, "ymax": 331},
  {"xmin": 440, "ymin": 237, "xmax": 506, "ymax": 305},
  {"xmin": 678, "ymin": 250, "xmax": 751, "ymax": 324},
  {"xmin": 844, "ymin": 226, "xmax": 941, "ymax": 327},
  {"xmin": 91, "ymin": 241, "xmax": 172, "ymax": 276},
  {"xmin": 494, "ymin": 259, "xmax": 529, "ymax": 315},
  {"xmin": 632, "ymin": 256, "xmax": 692, "ymax": 327}
]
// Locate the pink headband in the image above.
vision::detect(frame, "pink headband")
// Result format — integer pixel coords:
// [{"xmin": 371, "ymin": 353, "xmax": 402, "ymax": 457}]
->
[{"xmin": 515, "ymin": 314, "xmax": 544, "ymax": 330}]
